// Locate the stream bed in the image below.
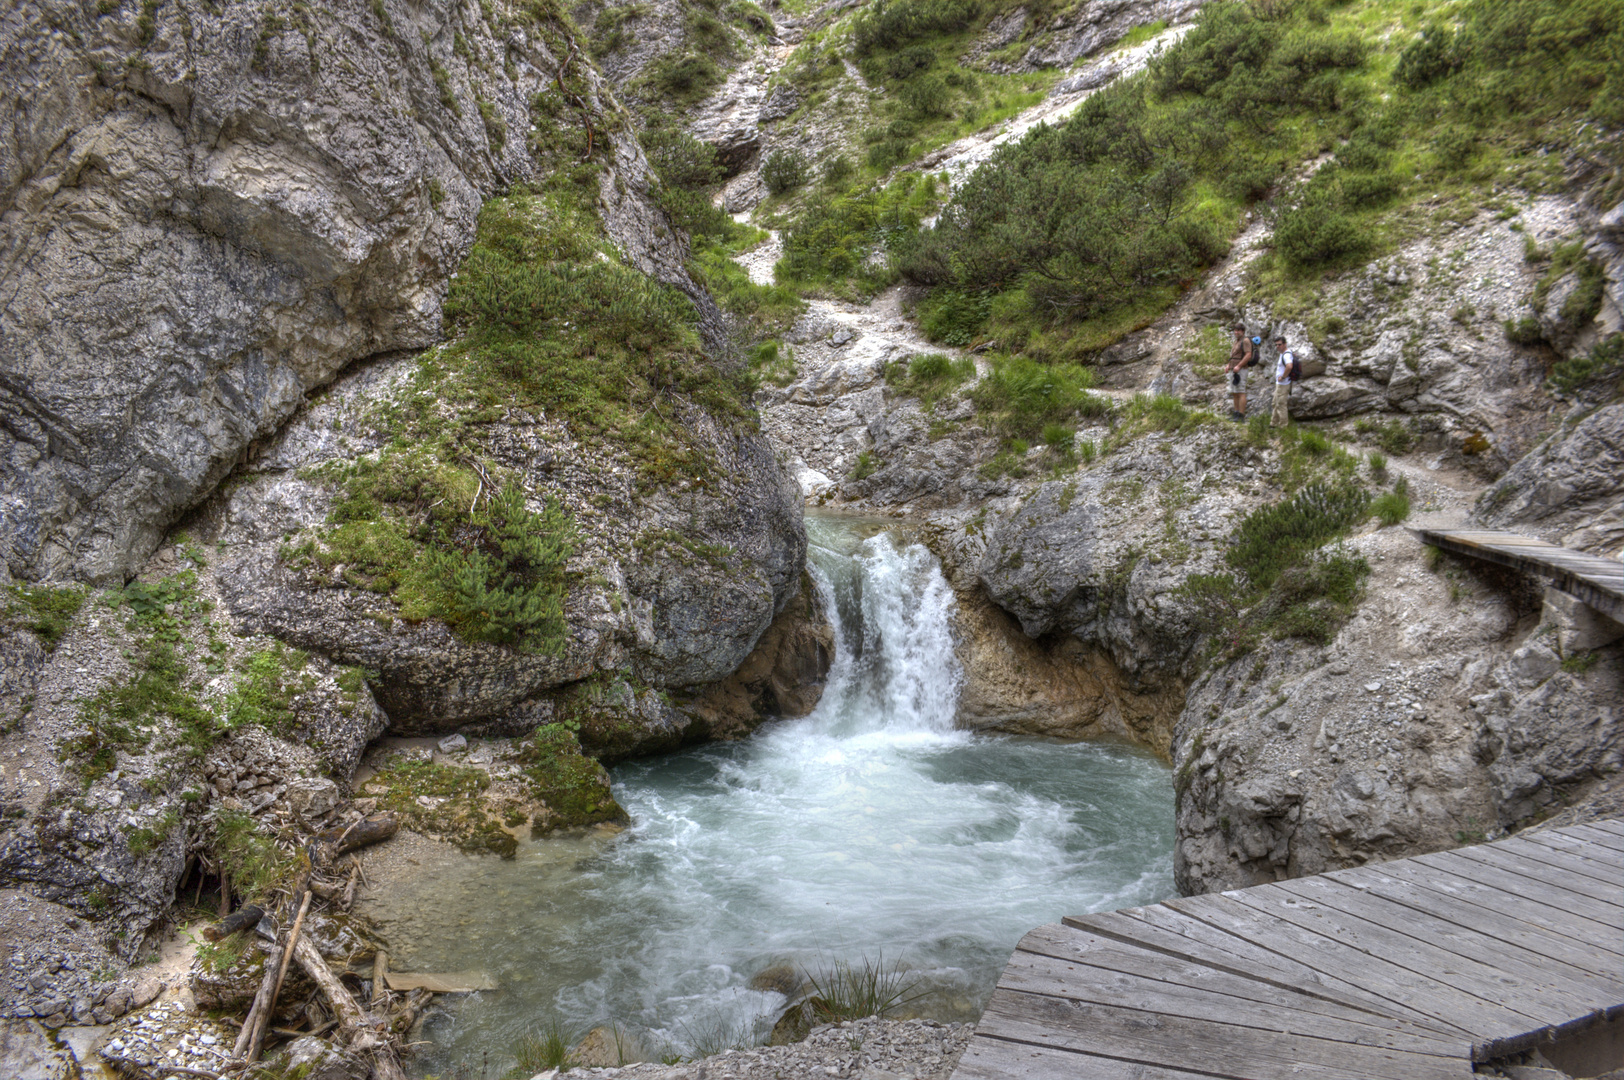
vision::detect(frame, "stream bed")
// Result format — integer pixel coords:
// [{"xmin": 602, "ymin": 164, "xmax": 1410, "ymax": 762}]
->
[{"xmin": 377, "ymin": 514, "xmax": 1174, "ymax": 1074}]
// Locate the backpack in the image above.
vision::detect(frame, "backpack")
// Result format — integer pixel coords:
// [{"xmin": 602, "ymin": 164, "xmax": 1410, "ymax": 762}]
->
[
  {"xmin": 1245, "ymin": 336, "xmax": 1262, "ymax": 368},
  {"xmin": 1285, "ymin": 352, "xmax": 1302, "ymax": 383}
]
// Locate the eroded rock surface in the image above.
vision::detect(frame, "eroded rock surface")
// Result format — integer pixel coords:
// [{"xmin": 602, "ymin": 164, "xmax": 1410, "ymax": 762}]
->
[
  {"xmin": 1476, "ymin": 402, "xmax": 1624, "ymax": 556},
  {"xmin": 1173, "ymin": 523, "xmax": 1622, "ymax": 895}
]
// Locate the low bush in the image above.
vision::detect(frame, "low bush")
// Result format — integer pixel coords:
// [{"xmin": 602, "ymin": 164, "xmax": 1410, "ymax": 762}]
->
[
  {"xmin": 1228, "ymin": 480, "xmax": 1370, "ymax": 589},
  {"xmin": 5, "ymin": 584, "xmax": 86, "ymax": 647},
  {"xmin": 969, "ymin": 355, "xmax": 1098, "ymax": 438},
  {"xmin": 763, "ymin": 148, "xmax": 810, "ymax": 195},
  {"xmin": 1370, "ymin": 476, "xmax": 1411, "ymax": 527},
  {"xmin": 1549, "ymin": 333, "xmax": 1624, "ymax": 395}
]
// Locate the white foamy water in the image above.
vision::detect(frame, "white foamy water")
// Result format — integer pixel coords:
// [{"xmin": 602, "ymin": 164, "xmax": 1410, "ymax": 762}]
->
[{"xmin": 386, "ymin": 515, "xmax": 1173, "ymax": 1074}]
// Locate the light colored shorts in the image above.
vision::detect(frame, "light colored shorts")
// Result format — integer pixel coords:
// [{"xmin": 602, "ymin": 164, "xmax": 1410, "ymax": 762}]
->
[{"xmin": 1228, "ymin": 368, "xmax": 1249, "ymax": 392}]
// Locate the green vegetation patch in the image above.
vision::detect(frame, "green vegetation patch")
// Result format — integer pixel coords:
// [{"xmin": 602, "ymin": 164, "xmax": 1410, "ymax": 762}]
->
[
  {"xmin": 4, "ymin": 584, "xmax": 87, "ymax": 648},
  {"xmin": 361, "ymin": 755, "xmax": 519, "ymax": 858},
  {"xmin": 224, "ymin": 643, "xmax": 313, "ymax": 736},
  {"xmin": 68, "ymin": 641, "xmax": 216, "ymax": 783},
  {"xmin": 212, "ymin": 808, "xmax": 292, "ymax": 904},
  {"xmin": 777, "ymin": 174, "xmax": 945, "ymax": 299},
  {"xmin": 884, "ymin": 351, "xmax": 976, "ymax": 406},
  {"xmin": 510, "ymin": 722, "xmax": 626, "ymax": 833},
  {"xmin": 1550, "ymin": 333, "xmax": 1624, "ymax": 397},
  {"xmin": 1179, "ymin": 478, "xmax": 1373, "ymax": 657}
]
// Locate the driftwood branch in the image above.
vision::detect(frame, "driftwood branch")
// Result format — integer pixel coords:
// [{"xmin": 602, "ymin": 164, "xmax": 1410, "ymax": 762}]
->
[
  {"xmin": 202, "ymin": 904, "xmax": 265, "ymax": 943},
  {"xmin": 315, "ymin": 814, "xmax": 399, "ymax": 862},
  {"xmin": 251, "ymin": 890, "xmax": 313, "ymax": 1061},
  {"xmin": 232, "ymin": 942, "xmax": 284, "ymax": 1059}
]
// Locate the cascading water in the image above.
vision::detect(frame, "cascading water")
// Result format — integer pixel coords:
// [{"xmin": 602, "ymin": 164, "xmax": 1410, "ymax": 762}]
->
[{"xmin": 382, "ymin": 514, "xmax": 1174, "ymax": 1075}]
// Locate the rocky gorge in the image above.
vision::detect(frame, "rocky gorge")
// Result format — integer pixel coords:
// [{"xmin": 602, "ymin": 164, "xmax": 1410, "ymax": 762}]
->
[{"xmin": 1, "ymin": 0, "xmax": 1622, "ymax": 1077}]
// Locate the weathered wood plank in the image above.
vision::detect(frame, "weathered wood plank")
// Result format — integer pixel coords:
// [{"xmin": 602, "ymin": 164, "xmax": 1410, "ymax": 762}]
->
[
  {"xmin": 1162, "ymin": 893, "xmax": 1546, "ymax": 1035},
  {"xmin": 1063, "ymin": 908, "xmax": 1460, "ymax": 1033},
  {"xmin": 1490, "ymin": 834, "xmax": 1624, "ymax": 886},
  {"xmin": 953, "ymin": 1035, "xmax": 1218, "ymax": 1080},
  {"xmin": 1218, "ymin": 886, "xmax": 1595, "ymax": 1027},
  {"xmin": 1582, "ymin": 818, "xmax": 1624, "ymax": 840},
  {"xmin": 1438, "ymin": 844, "xmax": 1624, "ymax": 911},
  {"xmin": 1320, "ymin": 864, "xmax": 1623, "ymax": 977},
  {"xmin": 1267, "ymin": 876, "xmax": 1624, "ymax": 1010},
  {"xmin": 1001, "ymin": 946, "xmax": 1467, "ymax": 1057},
  {"xmin": 1340, "ymin": 856, "xmax": 1623, "ymax": 955},
  {"xmin": 1019, "ymin": 924, "xmax": 1463, "ymax": 1046},
  {"xmin": 978, "ymin": 989, "xmax": 1471, "ymax": 1080},
  {"xmin": 1520, "ymin": 824, "xmax": 1624, "ymax": 859},
  {"xmin": 1412, "ymin": 849, "xmax": 1624, "ymax": 929}
]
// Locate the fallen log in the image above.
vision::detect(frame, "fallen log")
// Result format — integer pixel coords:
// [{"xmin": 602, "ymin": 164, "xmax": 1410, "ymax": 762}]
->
[
  {"xmin": 201, "ymin": 903, "xmax": 265, "ymax": 943},
  {"xmin": 248, "ymin": 890, "xmax": 313, "ymax": 1061},
  {"xmin": 316, "ymin": 814, "xmax": 399, "ymax": 859},
  {"xmin": 292, "ymin": 933, "xmax": 366, "ymax": 1038},
  {"xmin": 232, "ymin": 942, "xmax": 284, "ymax": 1059}
]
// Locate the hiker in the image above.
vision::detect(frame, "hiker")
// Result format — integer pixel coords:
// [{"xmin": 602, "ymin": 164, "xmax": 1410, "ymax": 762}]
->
[
  {"xmin": 1271, "ymin": 335, "xmax": 1298, "ymax": 428},
  {"xmin": 1224, "ymin": 324, "xmax": 1253, "ymax": 420}
]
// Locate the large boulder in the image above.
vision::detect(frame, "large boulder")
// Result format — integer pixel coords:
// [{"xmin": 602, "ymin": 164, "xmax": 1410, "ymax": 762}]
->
[{"xmin": 206, "ymin": 350, "xmax": 806, "ymax": 731}]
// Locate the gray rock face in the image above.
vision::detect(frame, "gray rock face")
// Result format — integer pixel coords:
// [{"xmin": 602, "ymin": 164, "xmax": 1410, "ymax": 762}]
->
[
  {"xmin": 1172, "ymin": 524, "xmax": 1623, "ymax": 896},
  {"xmin": 0, "ymin": 0, "xmax": 549, "ymax": 584},
  {"xmin": 1475, "ymin": 403, "xmax": 1624, "ymax": 557},
  {"xmin": 206, "ymin": 350, "xmax": 804, "ymax": 731},
  {"xmin": 969, "ymin": 430, "xmax": 1254, "ymax": 694},
  {"xmin": 0, "ymin": 0, "xmax": 727, "ymax": 588}
]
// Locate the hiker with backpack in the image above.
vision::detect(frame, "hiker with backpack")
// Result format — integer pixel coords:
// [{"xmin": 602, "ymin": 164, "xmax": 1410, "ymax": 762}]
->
[
  {"xmin": 1271, "ymin": 334, "xmax": 1301, "ymax": 428},
  {"xmin": 1224, "ymin": 324, "xmax": 1255, "ymax": 421}
]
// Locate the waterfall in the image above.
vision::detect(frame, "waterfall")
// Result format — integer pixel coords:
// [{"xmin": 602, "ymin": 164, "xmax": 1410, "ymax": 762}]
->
[{"xmin": 389, "ymin": 514, "xmax": 1174, "ymax": 1074}]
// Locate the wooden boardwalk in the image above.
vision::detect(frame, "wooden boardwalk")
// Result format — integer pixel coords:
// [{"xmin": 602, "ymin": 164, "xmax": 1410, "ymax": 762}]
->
[
  {"xmin": 955, "ymin": 820, "xmax": 1624, "ymax": 1080},
  {"xmin": 1413, "ymin": 527, "xmax": 1624, "ymax": 622}
]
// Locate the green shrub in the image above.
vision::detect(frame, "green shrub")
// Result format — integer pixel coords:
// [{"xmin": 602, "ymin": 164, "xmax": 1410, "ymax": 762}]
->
[
  {"xmin": 1228, "ymin": 480, "xmax": 1371, "ymax": 589},
  {"xmin": 223, "ymin": 643, "xmax": 310, "ymax": 735},
  {"xmin": 420, "ymin": 485, "xmax": 575, "ymax": 651},
  {"xmin": 969, "ymin": 355, "xmax": 1098, "ymax": 438},
  {"xmin": 1370, "ymin": 477, "xmax": 1411, "ymax": 527},
  {"xmin": 851, "ymin": 0, "xmax": 981, "ymax": 56},
  {"xmin": 916, "ymin": 289, "xmax": 991, "ymax": 346},
  {"xmin": 640, "ymin": 126, "xmax": 731, "ymax": 238},
  {"xmin": 1394, "ymin": 26, "xmax": 1459, "ymax": 89},
  {"xmin": 1275, "ymin": 195, "xmax": 1369, "ymax": 268},
  {"xmin": 1366, "ymin": 450, "xmax": 1387, "ymax": 476},
  {"xmin": 1549, "ymin": 333, "xmax": 1624, "ymax": 395},
  {"xmin": 212, "ymin": 809, "xmax": 291, "ymax": 903},
  {"xmin": 850, "ymin": 451, "xmax": 879, "ymax": 480},
  {"xmin": 1503, "ymin": 316, "xmax": 1544, "ymax": 346},
  {"xmin": 1041, "ymin": 422, "xmax": 1074, "ymax": 449},
  {"xmin": 763, "ymin": 148, "xmax": 810, "ymax": 195},
  {"xmin": 643, "ymin": 52, "xmax": 722, "ymax": 106},
  {"xmin": 822, "ymin": 155, "xmax": 855, "ymax": 186}
]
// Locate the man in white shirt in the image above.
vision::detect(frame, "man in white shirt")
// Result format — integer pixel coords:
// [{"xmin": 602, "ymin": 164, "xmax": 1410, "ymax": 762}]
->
[{"xmin": 1271, "ymin": 335, "xmax": 1295, "ymax": 428}]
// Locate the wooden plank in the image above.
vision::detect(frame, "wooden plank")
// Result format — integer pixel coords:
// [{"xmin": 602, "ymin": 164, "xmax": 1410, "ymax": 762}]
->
[
  {"xmin": 1269, "ymin": 876, "xmax": 1624, "ymax": 1009},
  {"xmin": 1526, "ymin": 824, "xmax": 1624, "ymax": 856},
  {"xmin": 1000, "ymin": 946, "xmax": 1467, "ymax": 1057},
  {"xmin": 1063, "ymin": 908, "xmax": 1458, "ymax": 1033},
  {"xmin": 1162, "ymin": 893, "xmax": 1546, "ymax": 1036},
  {"xmin": 1348, "ymin": 857, "xmax": 1624, "ymax": 956},
  {"xmin": 1216, "ymin": 887, "xmax": 1593, "ymax": 1029},
  {"xmin": 977, "ymin": 989, "xmax": 1471, "ymax": 1080},
  {"xmin": 1414, "ymin": 849, "xmax": 1624, "ymax": 930},
  {"xmin": 1321, "ymin": 863, "xmax": 1624, "ymax": 978},
  {"xmin": 1439, "ymin": 844, "xmax": 1624, "ymax": 910},
  {"xmin": 1019, "ymin": 924, "xmax": 1464, "ymax": 1048},
  {"xmin": 1582, "ymin": 818, "xmax": 1624, "ymax": 840},
  {"xmin": 953, "ymin": 1034, "xmax": 1219, "ymax": 1080},
  {"xmin": 1491, "ymin": 834, "xmax": 1624, "ymax": 886}
]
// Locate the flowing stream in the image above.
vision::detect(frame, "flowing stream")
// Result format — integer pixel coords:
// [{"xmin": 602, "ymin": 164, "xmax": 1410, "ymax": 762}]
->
[{"xmin": 382, "ymin": 514, "xmax": 1173, "ymax": 1075}]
